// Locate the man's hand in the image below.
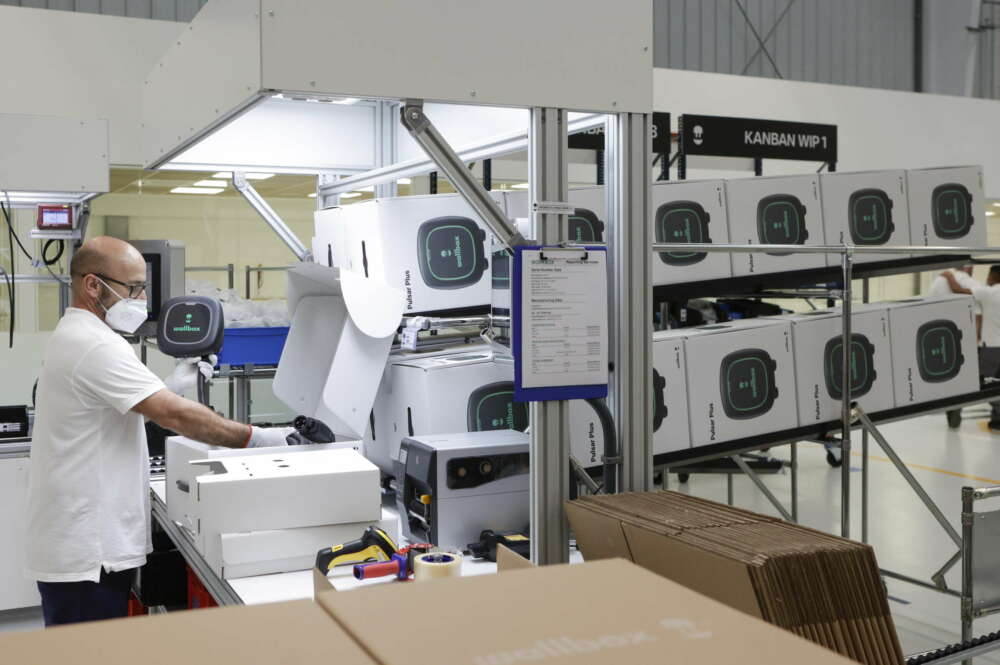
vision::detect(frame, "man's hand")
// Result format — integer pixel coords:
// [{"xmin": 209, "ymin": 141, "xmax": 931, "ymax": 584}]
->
[
  {"xmin": 163, "ymin": 355, "xmax": 217, "ymax": 395},
  {"xmin": 247, "ymin": 426, "xmax": 295, "ymax": 448},
  {"xmin": 941, "ymin": 271, "xmax": 972, "ymax": 295}
]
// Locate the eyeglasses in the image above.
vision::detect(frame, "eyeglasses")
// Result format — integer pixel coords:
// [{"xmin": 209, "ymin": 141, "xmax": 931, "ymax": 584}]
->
[{"xmin": 94, "ymin": 273, "xmax": 148, "ymax": 299}]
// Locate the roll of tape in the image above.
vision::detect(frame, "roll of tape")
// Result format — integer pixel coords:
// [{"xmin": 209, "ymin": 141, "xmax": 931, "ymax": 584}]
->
[{"xmin": 413, "ymin": 551, "xmax": 462, "ymax": 581}]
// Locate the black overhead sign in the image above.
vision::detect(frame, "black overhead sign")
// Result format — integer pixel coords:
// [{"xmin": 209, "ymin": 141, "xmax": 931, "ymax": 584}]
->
[
  {"xmin": 568, "ymin": 112, "xmax": 672, "ymax": 153},
  {"xmin": 679, "ymin": 114, "xmax": 837, "ymax": 163}
]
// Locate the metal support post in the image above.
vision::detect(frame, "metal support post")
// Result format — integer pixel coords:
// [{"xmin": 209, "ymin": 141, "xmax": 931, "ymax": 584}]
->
[
  {"xmin": 401, "ymin": 101, "xmax": 525, "ymax": 250},
  {"xmin": 840, "ymin": 248, "xmax": 853, "ymax": 539},
  {"xmin": 607, "ymin": 112, "xmax": 653, "ymax": 494},
  {"xmin": 233, "ymin": 173, "xmax": 311, "ymax": 261},
  {"xmin": 375, "ymin": 101, "xmax": 399, "ymax": 199},
  {"xmin": 234, "ymin": 364, "xmax": 254, "ymax": 424},
  {"xmin": 727, "ymin": 474, "xmax": 735, "ymax": 506},
  {"xmin": 855, "ymin": 406, "xmax": 963, "ymax": 548},
  {"xmin": 961, "ymin": 486, "xmax": 975, "ymax": 663},
  {"xmin": 528, "ymin": 107, "xmax": 570, "ymax": 564},
  {"xmin": 862, "ymin": 277, "xmax": 870, "ymax": 544},
  {"xmin": 731, "ymin": 455, "xmax": 794, "ymax": 522},
  {"xmin": 791, "ymin": 441, "xmax": 798, "ymax": 523}
]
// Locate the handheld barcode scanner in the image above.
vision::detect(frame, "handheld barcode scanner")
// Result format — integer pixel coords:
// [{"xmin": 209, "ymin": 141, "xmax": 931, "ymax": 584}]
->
[
  {"xmin": 156, "ymin": 296, "xmax": 225, "ymax": 405},
  {"xmin": 467, "ymin": 381, "xmax": 529, "ymax": 432},
  {"xmin": 756, "ymin": 194, "xmax": 808, "ymax": 256},
  {"xmin": 931, "ymin": 183, "xmax": 974, "ymax": 239},
  {"xmin": 416, "ymin": 216, "xmax": 489, "ymax": 289},
  {"xmin": 568, "ymin": 208, "xmax": 605, "ymax": 243},
  {"xmin": 823, "ymin": 334, "xmax": 877, "ymax": 400},
  {"xmin": 719, "ymin": 348, "xmax": 778, "ymax": 419},
  {"xmin": 655, "ymin": 201, "xmax": 711, "ymax": 266},
  {"xmin": 917, "ymin": 320, "xmax": 965, "ymax": 382},
  {"xmin": 848, "ymin": 189, "xmax": 894, "ymax": 245}
]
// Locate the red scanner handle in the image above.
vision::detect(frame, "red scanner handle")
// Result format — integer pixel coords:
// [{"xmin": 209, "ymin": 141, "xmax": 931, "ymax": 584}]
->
[{"xmin": 354, "ymin": 559, "xmax": 402, "ymax": 580}]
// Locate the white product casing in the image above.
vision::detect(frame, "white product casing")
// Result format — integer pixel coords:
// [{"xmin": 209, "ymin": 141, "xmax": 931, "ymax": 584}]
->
[
  {"xmin": 883, "ymin": 295, "xmax": 979, "ymax": 405},
  {"xmin": 819, "ymin": 170, "xmax": 911, "ymax": 264},
  {"xmin": 165, "ymin": 436, "xmax": 362, "ymax": 538},
  {"xmin": 369, "ymin": 349, "xmax": 606, "ymax": 472},
  {"xmin": 779, "ymin": 308, "xmax": 895, "ymax": 425},
  {"xmin": 725, "ymin": 174, "xmax": 825, "ymax": 276},
  {"xmin": 905, "ymin": 166, "xmax": 987, "ymax": 249},
  {"xmin": 682, "ymin": 319, "xmax": 798, "ymax": 447},
  {"xmin": 314, "ymin": 194, "xmax": 501, "ymax": 314},
  {"xmin": 650, "ymin": 179, "xmax": 732, "ymax": 285},
  {"xmin": 272, "ymin": 263, "xmax": 403, "ymax": 439},
  {"xmin": 503, "ymin": 186, "xmax": 607, "ymax": 241},
  {"xmin": 651, "ymin": 329, "xmax": 691, "ymax": 454}
]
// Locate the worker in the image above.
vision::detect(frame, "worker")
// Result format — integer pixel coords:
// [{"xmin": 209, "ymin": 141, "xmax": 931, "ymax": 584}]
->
[
  {"xmin": 932, "ymin": 266, "xmax": 981, "ymax": 428},
  {"xmin": 940, "ymin": 265, "xmax": 1000, "ymax": 430},
  {"xmin": 25, "ymin": 237, "xmax": 290, "ymax": 626}
]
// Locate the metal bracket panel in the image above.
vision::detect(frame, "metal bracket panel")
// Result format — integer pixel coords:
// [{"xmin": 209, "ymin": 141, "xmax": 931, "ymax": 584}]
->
[
  {"xmin": 607, "ymin": 112, "xmax": 653, "ymax": 492},
  {"xmin": 375, "ymin": 101, "xmax": 399, "ymax": 199},
  {"xmin": 971, "ymin": 507, "xmax": 1000, "ymax": 614},
  {"xmin": 233, "ymin": 172, "xmax": 311, "ymax": 261},
  {"xmin": 528, "ymin": 107, "xmax": 571, "ymax": 565},
  {"xmin": 399, "ymin": 101, "xmax": 526, "ymax": 250}
]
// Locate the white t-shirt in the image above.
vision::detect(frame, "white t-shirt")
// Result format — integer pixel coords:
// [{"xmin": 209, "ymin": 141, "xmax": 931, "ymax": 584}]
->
[
  {"xmin": 25, "ymin": 307, "xmax": 165, "ymax": 583},
  {"xmin": 971, "ymin": 284, "xmax": 1000, "ymax": 347},
  {"xmin": 929, "ymin": 270, "xmax": 978, "ymax": 297}
]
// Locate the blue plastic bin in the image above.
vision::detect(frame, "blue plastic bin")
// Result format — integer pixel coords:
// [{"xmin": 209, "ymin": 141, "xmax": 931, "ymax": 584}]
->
[{"xmin": 216, "ymin": 327, "xmax": 290, "ymax": 367}]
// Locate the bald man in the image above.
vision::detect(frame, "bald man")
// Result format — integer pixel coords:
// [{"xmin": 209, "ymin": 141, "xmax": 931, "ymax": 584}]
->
[{"xmin": 26, "ymin": 237, "xmax": 287, "ymax": 626}]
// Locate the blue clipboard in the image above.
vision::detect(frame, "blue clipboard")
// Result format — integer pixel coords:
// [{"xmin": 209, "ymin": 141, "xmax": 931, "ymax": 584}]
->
[{"xmin": 512, "ymin": 245, "xmax": 609, "ymax": 402}]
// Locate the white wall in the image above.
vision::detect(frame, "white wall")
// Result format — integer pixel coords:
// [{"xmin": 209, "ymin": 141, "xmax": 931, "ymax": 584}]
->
[
  {"xmin": 654, "ymin": 67, "xmax": 1000, "ymax": 197},
  {"xmin": 0, "ymin": 5, "xmax": 182, "ymax": 166}
]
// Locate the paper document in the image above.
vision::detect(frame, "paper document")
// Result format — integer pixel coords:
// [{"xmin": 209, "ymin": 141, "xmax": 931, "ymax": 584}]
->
[{"xmin": 518, "ymin": 248, "xmax": 609, "ymax": 389}]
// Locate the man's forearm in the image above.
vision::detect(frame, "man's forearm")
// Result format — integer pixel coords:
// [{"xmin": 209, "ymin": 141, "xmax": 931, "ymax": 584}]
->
[{"xmin": 135, "ymin": 390, "xmax": 250, "ymax": 449}]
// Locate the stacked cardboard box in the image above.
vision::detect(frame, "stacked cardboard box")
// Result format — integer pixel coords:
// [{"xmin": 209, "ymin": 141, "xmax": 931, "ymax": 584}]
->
[{"xmin": 566, "ymin": 492, "xmax": 904, "ymax": 665}]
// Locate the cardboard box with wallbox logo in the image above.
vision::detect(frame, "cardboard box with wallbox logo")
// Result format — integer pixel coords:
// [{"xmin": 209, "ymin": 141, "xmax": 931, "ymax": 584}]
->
[
  {"xmin": 315, "ymin": 558, "xmax": 858, "ymax": 665},
  {"xmin": 906, "ymin": 166, "xmax": 986, "ymax": 249},
  {"xmin": 725, "ymin": 174, "xmax": 826, "ymax": 276},
  {"xmin": 504, "ymin": 186, "xmax": 607, "ymax": 243},
  {"xmin": 777, "ymin": 307, "xmax": 895, "ymax": 425},
  {"xmin": 681, "ymin": 318, "xmax": 798, "ymax": 447},
  {"xmin": 314, "ymin": 194, "xmax": 496, "ymax": 314},
  {"xmin": 651, "ymin": 179, "xmax": 732, "ymax": 285},
  {"xmin": 369, "ymin": 350, "xmax": 607, "ymax": 472},
  {"xmin": 882, "ymin": 295, "xmax": 979, "ymax": 405},
  {"xmin": 651, "ymin": 329, "xmax": 691, "ymax": 453},
  {"xmin": 820, "ymin": 170, "xmax": 911, "ymax": 264}
]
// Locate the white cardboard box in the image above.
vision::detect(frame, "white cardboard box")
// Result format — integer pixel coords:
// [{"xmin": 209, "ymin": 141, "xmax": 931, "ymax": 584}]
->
[
  {"xmin": 503, "ymin": 186, "xmax": 607, "ymax": 243},
  {"xmin": 820, "ymin": 170, "xmax": 911, "ymax": 263},
  {"xmin": 166, "ymin": 436, "xmax": 362, "ymax": 537},
  {"xmin": 651, "ymin": 179, "xmax": 733, "ymax": 285},
  {"xmin": 779, "ymin": 308, "xmax": 895, "ymax": 425},
  {"xmin": 211, "ymin": 510, "xmax": 398, "ymax": 580},
  {"xmin": 906, "ymin": 166, "xmax": 987, "ymax": 248},
  {"xmin": 884, "ymin": 295, "xmax": 979, "ymax": 405},
  {"xmin": 369, "ymin": 349, "xmax": 607, "ymax": 471},
  {"xmin": 192, "ymin": 449, "xmax": 382, "ymax": 555},
  {"xmin": 725, "ymin": 174, "xmax": 826, "ymax": 276},
  {"xmin": 314, "ymin": 194, "xmax": 496, "ymax": 314},
  {"xmin": 651, "ymin": 329, "xmax": 691, "ymax": 454},
  {"xmin": 682, "ymin": 319, "xmax": 798, "ymax": 447}
]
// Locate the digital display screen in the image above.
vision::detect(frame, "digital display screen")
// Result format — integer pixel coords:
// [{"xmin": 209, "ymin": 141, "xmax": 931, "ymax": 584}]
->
[
  {"xmin": 424, "ymin": 225, "xmax": 476, "ymax": 281},
  {"xmin": 41, "ymin": 209, "xmax": 70, "ymax": 227},
  {"xmin": 166, "ymin": 303, "xmax": 211, "ymax": 344}
]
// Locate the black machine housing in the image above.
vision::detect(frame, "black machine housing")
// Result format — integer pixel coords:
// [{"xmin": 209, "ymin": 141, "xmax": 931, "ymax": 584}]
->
[
  {"xmin": 848, "ymin": 188, "xmax": 895, "ymax": 245},
  {"xmin": 655, "ymin": 200, "xmax": 711, "ymax": 266},
  {"xmin": 823, "ymin": 333, "xmax": 877, "ymax": 400},
  {"xmin": 416, "ymin": 216, "xmax": 489, "ymax": 289},
  {"xmin": 466, "ymin": 381, "xmax": 529, "ymax": 432},
  {"xmin": 756, "ymin": 193, "xmax": 808, "ymax": 255},
  {"xmin": 916, "ymin": 319, "xmax": 965, "ymax": 383},
  {"xmin": 931, "ymin": 183, "xmax": 974, "ymax": 239},
  {"xmin": 652, "ymin": 368, "xmax": 668, "ymax": 432},
  {"xmin": 719, "ymin": 348, "xmax": 779, "ymax": 420},
  {"xmin": 568, "ymin": 208, "xmax": 605, "ymax": 243}
]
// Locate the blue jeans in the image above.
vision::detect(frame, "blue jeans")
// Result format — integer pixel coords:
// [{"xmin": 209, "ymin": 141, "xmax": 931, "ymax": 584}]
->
[{"xmin": 36, "ymin": 568, "xmax": 136, "ymax": 626}]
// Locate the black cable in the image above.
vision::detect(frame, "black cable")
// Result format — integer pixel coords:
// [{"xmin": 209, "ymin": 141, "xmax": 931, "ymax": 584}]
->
[
  {"xmin": 0, "ymin": 201, "xmax": 34, "ymax": 261},
  {"xmin": 1, "ymin": 267, "xmax": 12, "ymax": 349},
  {"xmin": 585, "ymin": 397, "xmax": 618, "ymax": 494},
  {"xmin": 41, "ymin": 239, "xmax": 64, "ymax": 266},
  {"xmin": 5, "ymin": 204, "xmax": 14, "ymax": 349}
]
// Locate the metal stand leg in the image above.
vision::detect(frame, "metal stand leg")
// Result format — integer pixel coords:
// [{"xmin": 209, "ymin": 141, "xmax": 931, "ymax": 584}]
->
[
  {"xmin": 840, "ymin": 249, "xmax": 853, "ymax": 539},
  {"xmin": 862, "ymin": 429, "xmax": 869, "ymax": 543},
  {"xmin": 961, "ymin": 487, "xmax": 974, "ymax": 665},
  {"xmin": 855, "ymin": 406, "xmax": 962, "ymax": 548},
  {"xmin": 731, "ymin": 456, "xmax": 793, "ymax": 521},
  {"xmin": 791, "ymin": 441, "xmax": 799, "ymax": 523},
  {"xmin": 727, "ymin": 473, "xmax": 734, "ymax": 506}
]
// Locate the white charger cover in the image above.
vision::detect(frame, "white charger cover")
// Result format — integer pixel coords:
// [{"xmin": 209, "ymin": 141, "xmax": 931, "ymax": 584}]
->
[{"xmin": 273, "ymin": 263, "xmax": 404, "ymax": 437}]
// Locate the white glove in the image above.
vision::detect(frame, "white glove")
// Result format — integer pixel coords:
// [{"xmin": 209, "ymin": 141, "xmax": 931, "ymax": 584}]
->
[
  {"xmin": 163, "ymin": 355, "xmax": 217, "ymax": 394},
  {"xmin": 247, "ymin": 426, "xmax": 296, "ymax": 448}
]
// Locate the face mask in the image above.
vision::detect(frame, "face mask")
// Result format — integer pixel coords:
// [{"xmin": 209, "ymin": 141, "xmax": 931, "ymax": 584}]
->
[{"xmin": 96, "ymin": 277, "xmax": 148, "ymax": 334}]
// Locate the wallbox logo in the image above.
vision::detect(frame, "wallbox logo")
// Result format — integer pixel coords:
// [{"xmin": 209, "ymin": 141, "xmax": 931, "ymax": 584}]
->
[{"xmin": 693, "ymin": 124, "xmax": 704, "ymax": 146}]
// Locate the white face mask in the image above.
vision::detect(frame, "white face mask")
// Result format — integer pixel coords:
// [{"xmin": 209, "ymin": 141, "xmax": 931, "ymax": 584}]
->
[{"xmin": 96, "ymin": 277, "xmax": 148, "ymax": 334}]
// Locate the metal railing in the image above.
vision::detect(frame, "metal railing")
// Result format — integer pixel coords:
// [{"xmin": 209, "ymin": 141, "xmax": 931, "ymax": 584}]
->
[{"xmin": 185, "ymin": 264, "xmax": 235, "ymax": 290}]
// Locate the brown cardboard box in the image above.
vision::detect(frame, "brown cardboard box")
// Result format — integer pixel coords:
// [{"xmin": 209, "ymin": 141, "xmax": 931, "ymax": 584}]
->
[
  {"xmin": 0, "ymin": 599, "xmax": 376, "ymax": 665},
  {"xmin": 566, "ymin": 493, "xmax": 904, "ymax": 665},
  {"xmin": 316, "ymin": 558, "xmax": 857, "ymax": 665}
]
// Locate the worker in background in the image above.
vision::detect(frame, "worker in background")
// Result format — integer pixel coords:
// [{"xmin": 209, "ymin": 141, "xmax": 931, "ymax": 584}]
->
[
  {"xmin": 26, "ymin": 237, "xmax": 290, "ymax": 627},
  {"xmin": 941, "ymin": 265, "xmax": 1000, "ymax": 430},
  {"xmin": 930, "ymin": 265, "xmax": 978, "ymax": 297}
]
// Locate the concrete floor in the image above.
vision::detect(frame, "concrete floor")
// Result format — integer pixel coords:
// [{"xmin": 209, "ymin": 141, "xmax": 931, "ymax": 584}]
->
[
  {"xmin": 671, "ymin": 407, "xmax": 1000, "ymax": 663},
  {"xmin": 3, "ymin": 409, "xmax": 1000, "ymax": 661}
]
